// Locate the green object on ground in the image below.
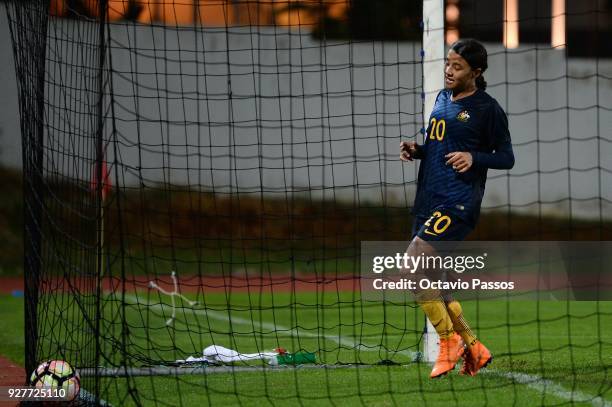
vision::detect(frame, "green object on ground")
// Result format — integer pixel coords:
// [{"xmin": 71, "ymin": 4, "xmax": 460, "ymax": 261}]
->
[{"xmin": 276, "ymin": 352, "xmax": 316, "ymax": 365}]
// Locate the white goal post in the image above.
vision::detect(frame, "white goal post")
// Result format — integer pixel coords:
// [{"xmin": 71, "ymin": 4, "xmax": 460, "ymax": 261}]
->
[{"xmin": 421, "ymin": 0, "xmax": 445, "ymax": 364}]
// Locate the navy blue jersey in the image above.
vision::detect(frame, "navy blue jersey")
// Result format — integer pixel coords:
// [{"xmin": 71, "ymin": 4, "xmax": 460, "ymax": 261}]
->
[{"xmin": 411, "ymin": 89, "xmax": 514, "ymax": 227}]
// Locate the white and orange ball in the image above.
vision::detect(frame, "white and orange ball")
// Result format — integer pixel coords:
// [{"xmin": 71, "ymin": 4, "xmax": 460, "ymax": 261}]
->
[{"xmin": 30, "ymin": 360, "xmax": 80, "ymax": 401}]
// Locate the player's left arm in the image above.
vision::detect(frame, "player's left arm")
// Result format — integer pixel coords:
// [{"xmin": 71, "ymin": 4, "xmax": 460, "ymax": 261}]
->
[
  {"xmin": 446, "ymin": 102, "xmax": 515, "ymax": 173},
  {"xmin": 472, "ymin": 102, "xmax": 515, "ymax": 170}
]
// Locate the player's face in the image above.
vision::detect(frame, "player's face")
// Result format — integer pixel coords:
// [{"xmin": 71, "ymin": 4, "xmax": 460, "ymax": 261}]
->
[{"xmin": 444, "ymin": 50, "xmax": 479, "ymax": 92}]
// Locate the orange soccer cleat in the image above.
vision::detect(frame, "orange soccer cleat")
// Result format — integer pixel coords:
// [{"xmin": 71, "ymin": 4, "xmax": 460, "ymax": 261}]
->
[
  {"xmin": 430, "ymin": 332, "xmax": 465, "ymax": 378},
  {"xmin": 459, "ymin": 340, "xmax": 493, "ymax": 376}
]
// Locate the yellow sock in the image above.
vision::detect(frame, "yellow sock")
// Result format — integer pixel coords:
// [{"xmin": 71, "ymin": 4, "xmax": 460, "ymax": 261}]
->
[
  {"xmin": 418, "ymin": 298, "xmax": 454, "ymax": 339},
  {"xmin": 446, "ymin": 300, "xmax": 478, "ymax": 347}
]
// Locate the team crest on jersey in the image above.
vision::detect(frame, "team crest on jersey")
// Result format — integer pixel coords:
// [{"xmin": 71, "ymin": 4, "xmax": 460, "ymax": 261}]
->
[{"xmin": 456, "ymin": 110, "xmax": 470, "ymax": 122}]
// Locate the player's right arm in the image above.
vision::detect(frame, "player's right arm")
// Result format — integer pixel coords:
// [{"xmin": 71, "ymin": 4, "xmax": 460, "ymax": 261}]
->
[
  {"xmin": 400, "ymin": 141, "xmax": 426, "ymax": 161},
  {"xmin": 400, "ymin": 90, "xmax": 443, "ymax": 162}
]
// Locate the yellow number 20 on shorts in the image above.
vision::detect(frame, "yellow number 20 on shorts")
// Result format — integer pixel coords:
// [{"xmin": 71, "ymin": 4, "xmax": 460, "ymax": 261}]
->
[{"xmin": 412, "ymin": 208, "xmax": 473, "ymax": 242}]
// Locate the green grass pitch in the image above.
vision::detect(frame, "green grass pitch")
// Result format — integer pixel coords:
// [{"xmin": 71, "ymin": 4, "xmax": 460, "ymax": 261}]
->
[{"xmin": 1, "ymin": 292, "xmax": 611, "ymax": 406}]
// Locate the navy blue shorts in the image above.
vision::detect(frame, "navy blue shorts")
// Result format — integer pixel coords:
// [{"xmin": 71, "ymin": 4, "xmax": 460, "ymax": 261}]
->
[{"xmin": 411, "ymin": 207, "xmax": 473, "ymax": 242}]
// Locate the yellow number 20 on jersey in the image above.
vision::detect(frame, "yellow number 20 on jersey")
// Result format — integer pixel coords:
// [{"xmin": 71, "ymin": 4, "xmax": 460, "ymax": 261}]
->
[{"xmin": 428, "ymin": 118, "xmax": 446, "ymax": 141}]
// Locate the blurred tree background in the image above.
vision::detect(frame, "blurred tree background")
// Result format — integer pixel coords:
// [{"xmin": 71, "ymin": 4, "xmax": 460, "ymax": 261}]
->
[{"xmin": 48, "ymin": 0, "xmax": 423, "ymax": 41}]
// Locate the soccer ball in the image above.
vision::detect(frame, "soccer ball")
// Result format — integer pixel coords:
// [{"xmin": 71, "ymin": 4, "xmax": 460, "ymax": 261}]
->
[{"xmin": 30, "ymin": 360, "xmax": 80, "ymax": 401}]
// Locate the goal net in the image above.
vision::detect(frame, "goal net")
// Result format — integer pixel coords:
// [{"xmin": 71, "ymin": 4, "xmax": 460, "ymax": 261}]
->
[{"xmin": 5, "ymin": 0, "xmax": 611, "ymax": 405}]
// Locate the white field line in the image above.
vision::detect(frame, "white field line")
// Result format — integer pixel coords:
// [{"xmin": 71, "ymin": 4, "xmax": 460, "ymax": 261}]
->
[
  {"xmin": 121, "ymin": 293, "xmax": 610, "ymax": 406},
  {"xmin": 486, "ymin": 370, "xmax": 612, "ymax": 407}
]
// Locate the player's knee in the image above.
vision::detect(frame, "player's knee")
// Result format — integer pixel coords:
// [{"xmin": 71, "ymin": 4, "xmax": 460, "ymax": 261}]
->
[{"xmin": 407, "ymin": 236, "xmax": 436, "ymax": 257}]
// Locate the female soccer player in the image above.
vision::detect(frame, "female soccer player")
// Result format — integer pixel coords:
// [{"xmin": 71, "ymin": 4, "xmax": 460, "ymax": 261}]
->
[{"xmin": 399, "ymin": 39, "xmax": 515, "ymax": 378}]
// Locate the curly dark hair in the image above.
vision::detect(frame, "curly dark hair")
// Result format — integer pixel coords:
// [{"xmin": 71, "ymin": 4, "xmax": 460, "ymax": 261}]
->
[{"xmin": 450, "ymin": 39, "xmax": 488, "ymax": 90}]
